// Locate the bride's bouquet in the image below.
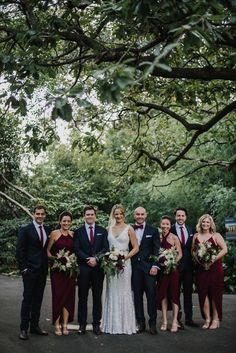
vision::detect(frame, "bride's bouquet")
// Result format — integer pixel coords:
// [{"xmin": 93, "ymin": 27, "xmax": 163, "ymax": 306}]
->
[
  {"xmin": 192, "ymin": 241, "xmax": 218, "ymax": 270},
  {"xmin": 158, "ymin": 246, "xmax": 178, "ymax": 274},
  {"xmin": 50, "ymin": 248, "xmax": 80, "ymax": 277},
  {"xmin": 100, "ymin": 247, "xmax": 126, "ymax": 279}
]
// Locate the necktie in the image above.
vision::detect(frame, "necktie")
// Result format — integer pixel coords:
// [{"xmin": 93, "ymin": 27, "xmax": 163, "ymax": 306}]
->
[
  {"xmin": 180, "ymin": 226, "xmax": 185, "ymax": 246},
  {"xmin": 39, "ymin": 225, "xmax": 44, "ymax": 246},
  {"xmin": 134, "ymin": 224, "xmax": 144, "ymax": 230},
  {"xmin": 89, "ymin": 226, "xmax": 94, "ymax": 245}
]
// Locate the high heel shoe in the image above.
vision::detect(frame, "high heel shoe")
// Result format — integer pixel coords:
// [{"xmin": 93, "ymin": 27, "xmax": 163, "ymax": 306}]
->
[
  {"xmin": 160, "ymin": 322, "xmax": 168, "ymax": 331},
  {"xmin": 54, "ymin": 325, "xmax": 62, "ymax": 336},
  {"xmin": 62, "ymin": 324, "xmax": 69, "ymax": 335},
  {"xmin": 170, "ymin": 322, "xmax": 178, "ymax": 333},
  {"xmin": 202, "ymin": 319, "xmax": 210, "ymax": 329},
  {"xmin": 209, "ymin": 319, "xmax": 220, "ymax": 329}
]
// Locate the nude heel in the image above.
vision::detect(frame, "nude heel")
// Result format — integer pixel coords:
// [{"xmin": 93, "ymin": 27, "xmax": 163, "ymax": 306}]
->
[
  {"xmin": 62, "ymin": 324, "xmax": 69, "ymax": 335},
  {"xmin": 209, "ymin": 320, "xmax": 220, "ymax": 329},
  {"xmin": 170, "ymin": 322, "xmax": 178, "ymax": 333},
  {"xmin": 202, "ymin": 319, "xmax": 210, "ymax": 329},
  {"xmin": 54, "ymin": 325, "xmax": 62, "ymax": 336},
  {"xmin": 160, "ymin": 322, "xmax": 168, "ymax": 331}
]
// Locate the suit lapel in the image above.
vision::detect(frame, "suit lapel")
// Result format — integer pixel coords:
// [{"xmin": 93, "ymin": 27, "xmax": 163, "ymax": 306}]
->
[
  {"xmin": 140, "ymin": 224, "xmax": 148, "ymax": 247},
  {"xmin": 31, "ymin": 223, "xmax": 41, "ymax": 245},
  {"xmin": 82, "ymin": 224, "xmax": 90, "ymax": 246}
]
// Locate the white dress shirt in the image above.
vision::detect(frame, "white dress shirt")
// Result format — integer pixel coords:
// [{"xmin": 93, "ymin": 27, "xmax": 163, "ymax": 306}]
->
[
  {"xmin": 134, "ymin": 221, "xmax": 146, "ymax": 245},
  {"xmin": 175, "ymin": 222, "xmax": 188, "ymax": 244},
  {"xmin": 33, "ymin": 220, "xmax": 47, "ymax": 246},
  {"xmin": 85, "ymin": 222, "xmax": 95, "ymax": 241}
]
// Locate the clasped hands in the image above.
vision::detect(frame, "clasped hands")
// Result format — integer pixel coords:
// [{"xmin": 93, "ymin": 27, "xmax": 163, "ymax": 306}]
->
[{"xmin": 86, "ymin": 257, "xmax": 97, "ymax": 267}]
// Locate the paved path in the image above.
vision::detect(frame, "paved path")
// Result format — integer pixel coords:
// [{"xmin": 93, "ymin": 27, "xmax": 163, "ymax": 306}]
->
[{"xmin": 0, "ymin": 275, "xmax": 235, "ymax": 353}]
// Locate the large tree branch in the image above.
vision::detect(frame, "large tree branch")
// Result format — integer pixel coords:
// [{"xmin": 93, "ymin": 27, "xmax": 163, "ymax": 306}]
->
[
  {"xmin": 140, "ymin": 129, "xmax": 201, "ymax": 171},
  {"xmin": 0, "ymin": 174, "xmax": 35, "ymax": 200},
  {"xmin": 134, "ymin": 100, "xmax": 236, "ymax": 132},
  {"xmin": 0, "ymin": 191, "xmax": 33, "ymax": 218}
]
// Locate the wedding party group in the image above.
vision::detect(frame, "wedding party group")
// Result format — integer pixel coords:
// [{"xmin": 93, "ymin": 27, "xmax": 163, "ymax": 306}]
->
[{"xmin": 15, "ymin": 204, "xmax": 228, "ymax": 340}]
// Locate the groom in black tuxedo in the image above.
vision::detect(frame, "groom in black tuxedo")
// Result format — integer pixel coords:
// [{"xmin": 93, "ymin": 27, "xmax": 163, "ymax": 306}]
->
[
  {"xmin": 131, "ymin": 207, "xmax": 160, "ymax": 334},
  {"xmin": 171, "ymin": 207, "xmax": 198, "ymax": 328},
  {"xmin": 74, "ymin": 205, "xmax": 109, "ymax": 335},
  {"xmin": 16, "ymin": 205, "xmax": 51, "ymax": 340}
]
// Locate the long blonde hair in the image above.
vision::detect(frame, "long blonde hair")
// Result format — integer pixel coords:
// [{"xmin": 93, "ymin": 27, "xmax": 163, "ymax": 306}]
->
[
  {"xmin": 108, "ymin": 204, "xmax": 125, "ymax": 227},
  {"xmin": 196, "ymin": 214, "xmax": 216, "ymax": 234}
]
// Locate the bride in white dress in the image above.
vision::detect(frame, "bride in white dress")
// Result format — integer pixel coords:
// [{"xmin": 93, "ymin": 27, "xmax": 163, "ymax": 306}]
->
[{"xmin": 101, "ymin": 204, "xmax": 139, "ymax": 334}]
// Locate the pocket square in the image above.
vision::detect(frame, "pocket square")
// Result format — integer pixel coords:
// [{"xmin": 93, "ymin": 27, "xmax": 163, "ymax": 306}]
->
[
  {"xmin": 96, "ymin": 233, "xmax": 102, "ymax": 236},
  {"xmin": 145, "ymin": 235, "xmax": 152, "ymax": 238}
]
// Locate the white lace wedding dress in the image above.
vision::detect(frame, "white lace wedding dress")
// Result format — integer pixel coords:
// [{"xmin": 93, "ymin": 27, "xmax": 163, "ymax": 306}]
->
[{"xmin": 101, "ymin": 225, "xmax": 137, "ymax": 334}]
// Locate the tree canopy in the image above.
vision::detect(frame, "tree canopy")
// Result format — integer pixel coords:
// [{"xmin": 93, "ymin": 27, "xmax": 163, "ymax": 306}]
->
[{"xmin": 0, "ymin": 0, "xmax": 236, "ymax": 216}]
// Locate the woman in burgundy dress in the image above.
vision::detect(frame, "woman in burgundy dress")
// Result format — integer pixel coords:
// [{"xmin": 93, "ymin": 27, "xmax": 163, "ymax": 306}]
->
[
  {"xmin": 156, "ymin": 216, "xmax": 182, "ymax": 332},
  {"xmin": 47, "ymin": 211, "xmax": 76, "ymax": 336},
  {"xmin": 192, "ymin": 214, "xmax": 227, "ymax": 329}
]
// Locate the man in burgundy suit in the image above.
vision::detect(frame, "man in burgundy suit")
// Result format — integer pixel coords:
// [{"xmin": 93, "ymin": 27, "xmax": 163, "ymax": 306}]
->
[{"xmin": 171, "ymin": 207, "xmax": 198, "ymax": 328}]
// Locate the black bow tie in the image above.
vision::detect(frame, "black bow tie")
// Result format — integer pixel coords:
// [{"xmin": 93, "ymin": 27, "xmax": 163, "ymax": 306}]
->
[{"xmin": 134, "ymin": 224, "xmax": 144, "ymax": 230}]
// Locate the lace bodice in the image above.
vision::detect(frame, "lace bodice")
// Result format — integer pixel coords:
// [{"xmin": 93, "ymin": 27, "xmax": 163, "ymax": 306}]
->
[{"xmin": 108, "ymin": 225, "xmax": 130, "ymax": 252}]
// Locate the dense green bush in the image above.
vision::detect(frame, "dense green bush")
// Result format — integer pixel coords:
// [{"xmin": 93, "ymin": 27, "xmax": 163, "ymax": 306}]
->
[
  {"xmin": 0, "ymin": 219, "xmax": 21, "ymax": 273},
  {"xmin": 224, "ymin": 241, "xmax": 236, "ymax": 293}
]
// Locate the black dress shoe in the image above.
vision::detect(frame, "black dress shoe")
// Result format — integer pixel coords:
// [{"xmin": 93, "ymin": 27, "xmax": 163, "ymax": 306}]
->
[
  {"xmin": 149, "ymin": 325, "xmax": 158, "ymax": 335},
  {"xmin": 30, "ymin": 326, "xmax": 48, "ymax": 336},
  {"xmin": 93, "ymin": 325, "xmax": 101, "ymax": 335},
  {"xmin": 137, "ymin": 324, "xmax": 146, "ymax": 333},
  {"xmin": 177, "ymin": 320, "xmax": 184, "ymax": 330},
  {"xmin": 185, "ymin": 320, "xmax": 199, "ymax": 327},
  {"xmin": 77, "ymin": 325, "xmax": 86, "ymax": 335},
  {"xmin": 19, "ymin": 330, "xmax": 29, "ymax": 340}
]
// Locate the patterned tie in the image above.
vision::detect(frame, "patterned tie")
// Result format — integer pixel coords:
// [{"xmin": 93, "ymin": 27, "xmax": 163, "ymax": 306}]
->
[
  {"xmin": 180, "ymin": 226, "xmax": 185, "ymax": 246},
  {"xmin": 134, "ymin": 224, "xmax": 144, "ymax": 230},
  {"xmin": 39, "ymin": 225, "xmax": 44, "ymax": 246},
  {"xmin": 89, "ymin": 225, "xmax": 94, "ymax": 245}
]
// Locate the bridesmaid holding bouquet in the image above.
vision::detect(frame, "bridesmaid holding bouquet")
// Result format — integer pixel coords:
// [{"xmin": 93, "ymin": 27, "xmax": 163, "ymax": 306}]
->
[
  {"xmin": 47, "ymin": 211, "xmax": 77, "ymax": 336},
  {"xmin": 192, "ymin": 214, "xmax": 227, "ymax": 329}
]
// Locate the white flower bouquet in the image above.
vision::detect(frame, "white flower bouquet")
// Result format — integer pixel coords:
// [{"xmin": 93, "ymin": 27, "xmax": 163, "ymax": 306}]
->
[
  {"xmin": 193, "ymin": 241, "xmax": 218, "ymax": 270},
  {"xmin": 158, "ymin": 246, "xmax": 178, "ymax": 274},
  {"xmin": 50, "ymin": 248, "xmax": 79, "ymax": 277},
  {"xmin": 100, "ymin": 247, "xmax": 126, "ymax": 279}
]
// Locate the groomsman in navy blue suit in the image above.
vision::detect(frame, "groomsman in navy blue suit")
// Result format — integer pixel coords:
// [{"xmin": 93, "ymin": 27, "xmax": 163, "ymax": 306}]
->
[
  {"xmin": 131, "ymin": 207, "xmax": 160, "ymax": 334},
  {"xmin": 16, "ymin": 205, "xmax": 51, "ymax": 340},
  {"xmin": 171, "ymin": 207, "xmax": 198, "ymax": 328},
  {"xmin": 74, "ymin": 205, "xmax": 109, "ymax": 336}
]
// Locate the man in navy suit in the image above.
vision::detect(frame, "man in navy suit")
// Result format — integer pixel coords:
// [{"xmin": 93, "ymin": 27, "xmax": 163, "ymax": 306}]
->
[
  {"xmin": 131, "ymin": 207, "xmax": 160, "ymax": 334},
  {"xmin": 74, "ymin": 205, "xmax": 109, "ymax": 336},
  {"xmin": 171, "ymin": 207, "xmax": 198, "ymax": 328},
  {"xmin": 16, "ymin": 205, "xmax": 51, "ymax": 340}
]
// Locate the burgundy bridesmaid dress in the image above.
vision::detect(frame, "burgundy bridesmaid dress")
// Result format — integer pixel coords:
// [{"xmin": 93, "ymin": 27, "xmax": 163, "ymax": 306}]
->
[
  {"xmin": 194, "ymin": 237, "xmax": 224, "ymax": 320},
  {"xmin": 50, "ymin": 234, "xmax": 76, "ymax": 324},
  {"xmin": 156, "ymin": 234, "xmax": 181, "ymax": 311}
]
